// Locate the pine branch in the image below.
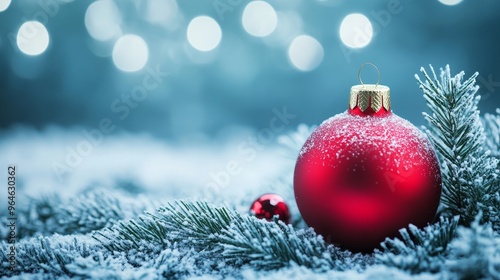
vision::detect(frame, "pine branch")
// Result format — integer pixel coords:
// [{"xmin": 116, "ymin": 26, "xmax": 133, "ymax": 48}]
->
[
  {"xmin": 5, "ymin": 194, "xmax": 62, "ymax": 238},
  {"xmin": 0, "ymin": 191, "xmax": 145, "ymax": 240},
  {"xmin": 0, "ymin": 235, "xmax": 102, "ymax": 277},
  {"xmin": 153, "ymin": 248, "xmax": 200, "ymax": 279},
  {"xmin": 416, "ymin": 65, "xmax": 500, "ymax": 229},
  {"xmin": 445, "ymin": 213, "xmax": 500, "ymax": 279},
  {"xmin": 219, "ymin": 215, "xmax": 353, "ymax": 271},
  {"xmin": 94, "ymin": 200, "xmax": 361, "ymax": 272},
  {"xmin": 483, "ymin": 109, "xmax": 500, "ymax": 163},
  {"xmin": 376, "ymin": 216, "xmax": 459, "ymax": 273},
  {"xmin": 57, "ymin": 191, "xmax": 133, "ymax": 234},
  {"xmin": 1, "ymin": 233, "xmax": 183, "ymax": 278}
]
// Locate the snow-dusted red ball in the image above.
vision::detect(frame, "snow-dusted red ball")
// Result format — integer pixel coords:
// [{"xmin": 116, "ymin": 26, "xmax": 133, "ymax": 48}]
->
[
  {"xmin": 250, "ymin": 194, "xmax": 291, "ymax": 224},
  {"xmin": 294, "ymin": 111, "xmax": 442, "ymax": 253}
]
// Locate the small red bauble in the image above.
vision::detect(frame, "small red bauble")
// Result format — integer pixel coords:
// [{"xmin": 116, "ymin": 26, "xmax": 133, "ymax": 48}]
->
[
  {"xmin": 250, "ymin": 193, "xmax": 291, "ymax": 224},
  {"xmin": 294, "ymin": 77, "xmax": 442, "ymax": 253}
]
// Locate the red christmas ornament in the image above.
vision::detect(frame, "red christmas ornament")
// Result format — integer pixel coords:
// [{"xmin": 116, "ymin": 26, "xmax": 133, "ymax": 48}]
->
[
  {"xmin": 294, "ymin": 64, "xmax": 442, "ymax": 253},
  {"xmin": 250, "ymin": 193, "xmax": 291, "ymax": 224}
]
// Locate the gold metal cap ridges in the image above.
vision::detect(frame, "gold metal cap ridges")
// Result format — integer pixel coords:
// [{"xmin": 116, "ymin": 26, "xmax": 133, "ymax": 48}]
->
[{"xmin": 349, "ymin": 84, "xmax": 391, "ymax": 112}]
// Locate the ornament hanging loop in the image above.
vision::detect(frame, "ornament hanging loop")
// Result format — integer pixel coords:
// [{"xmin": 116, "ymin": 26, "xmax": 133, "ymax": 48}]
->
[{"xmin": 358, "ymin": 62, "xmax": 380, "ymax": 88}]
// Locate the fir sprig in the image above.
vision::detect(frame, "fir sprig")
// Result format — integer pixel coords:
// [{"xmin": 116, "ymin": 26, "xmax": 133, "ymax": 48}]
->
[
  {"xmin": 94, "ymin": 200, "xmax": 363, "ymax": 272},
  {"xmin": 416, "ymin": 65, "xmax": 500, "ymax": 229},
  {"xmin": 377, "ymin": 216, "xmax": 459, "ymax": 273},
  {"xmin": 445, "ymin": 214, "xmax": 500, "ymax": 279},
  {"xmin": 483, "ymin": 109, "xmax": 500, "ymax": 163},
  {"xmin": 0, "ymin": 191, "xmax": 145, "ymax": 240},
  {"xmin": 0, "ymin": 235, "xmax": 101, "ymax": 277}
]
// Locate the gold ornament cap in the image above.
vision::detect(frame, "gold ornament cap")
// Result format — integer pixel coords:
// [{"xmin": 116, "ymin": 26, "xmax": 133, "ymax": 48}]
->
[{"xmin": 349, "ymin": 63, "xmax": 391, "ymax": 114}]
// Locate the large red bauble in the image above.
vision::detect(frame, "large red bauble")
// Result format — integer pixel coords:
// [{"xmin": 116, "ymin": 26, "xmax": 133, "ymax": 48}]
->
[{"xmin": 294, "ymin": 86, "xmax": 441, "ymax": 253}]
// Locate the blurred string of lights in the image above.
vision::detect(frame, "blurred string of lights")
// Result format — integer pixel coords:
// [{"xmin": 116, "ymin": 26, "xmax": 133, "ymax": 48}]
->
[
  {"xmin": 0, "ymin": 0, "xmax": 11, "ymax": 12},
  {"xmin": 2, "ymin": 0, "xmax": 464, "ymax": 74},
  {"xmin": 438, "ymin": 0, "xmax": 463, "ymax": 6}
]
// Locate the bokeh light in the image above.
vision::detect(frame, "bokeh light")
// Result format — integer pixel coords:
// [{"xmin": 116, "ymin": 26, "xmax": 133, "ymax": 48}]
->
[
  {"xmin": 16, "ymin": 21, "xmax": 50, "ymax": 56},
  {"xmin": 147, "ymin": 0, "xmax": 180, "ymax": 29},
  {"xmin": 339, "ymin": 13, "xmax": 373, "ymax": 48},
  {"xmin": 112, "ymin": 34, "xmax": 149, "ymax": 72},
  {"xmin": 187, "ymin": 16, "xmax": 222, "ymax": 52},
  {"xmin": 242, "ymin": 1, "xmax": 278, "ymax": 37},
  {"xmin": 266, "ymin": 11, "xmax": 302, "ymax": 47},
  {"xmin": 438, "ymin": 0, "xmax": 463, "ymax": 5},
  {"xmin": 288, "ymin": 35, "xmax": 324, "ymax": 71},
  {"xmin": 85, "ymin": 0, "xmax": 122, "ymax": 41},
  {"xmin": 0, "ymin": 0, "xmax": 11, "ymax": 12}
]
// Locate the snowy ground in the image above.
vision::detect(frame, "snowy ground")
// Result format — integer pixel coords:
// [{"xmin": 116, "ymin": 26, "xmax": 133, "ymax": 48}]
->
[
  {"xmin": 0, "ymin": 125, "xmax": 298, "ymax": 218},
  {"xmin": 1, "ymin": 123, "xmax": 499, "ymax": 279}
]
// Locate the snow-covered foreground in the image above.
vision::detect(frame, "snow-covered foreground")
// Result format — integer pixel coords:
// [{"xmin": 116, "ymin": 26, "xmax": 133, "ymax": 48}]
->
[
  {"xmin": 0, "ymin": 125, "xmax": 295, "ymax": 210},
  {"xmin": 0, "ymin": 124, "xmax": 499, "ymax": 279}
]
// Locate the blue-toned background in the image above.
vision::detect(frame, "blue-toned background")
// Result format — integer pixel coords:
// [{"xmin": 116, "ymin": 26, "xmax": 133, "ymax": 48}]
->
[
  {"xmin": 0, "ymin": 0, "xmax": 499, "ymax": 200},
  {"xmin": 1, "ymin": 0, "xmax": 499, "ymax": 139}
]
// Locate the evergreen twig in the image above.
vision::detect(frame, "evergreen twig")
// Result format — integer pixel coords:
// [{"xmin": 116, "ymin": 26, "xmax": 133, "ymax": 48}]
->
[
  {"xmin": 0, "ymin": 235, "xmax": 101, "ymax": 277},
  {"xmin": 445, "ymin": 213, "xmax": 500, "ymax": 279},
  {"xmin": 0, "ymin": 191, "xmax": 145, "ymax": 240},
  {"xmin": 94, "ymin": 200, "xmax": 360, "ymax": 272},
  {"xmin": 377, "ymin": 216, "xmax": 459, "ymax": 273},
  {"xmin": 416, "ymin": 65, "xmax": 500, "ymax": 229},
  {"xmin": 483, "ymin": 109, "xmax": 500, "ymax": 164}
]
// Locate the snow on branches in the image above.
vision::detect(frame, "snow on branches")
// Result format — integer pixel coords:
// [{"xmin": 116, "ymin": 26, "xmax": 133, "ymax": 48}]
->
[{"xmin": 416, "ymin": 65, "xmax": 500, "ymax": 230}]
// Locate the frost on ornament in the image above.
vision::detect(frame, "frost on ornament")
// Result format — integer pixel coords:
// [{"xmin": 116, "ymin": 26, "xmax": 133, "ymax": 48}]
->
[{"xmin": 301, "ymin": 112, "xmax": 437, "ymax": 172}]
